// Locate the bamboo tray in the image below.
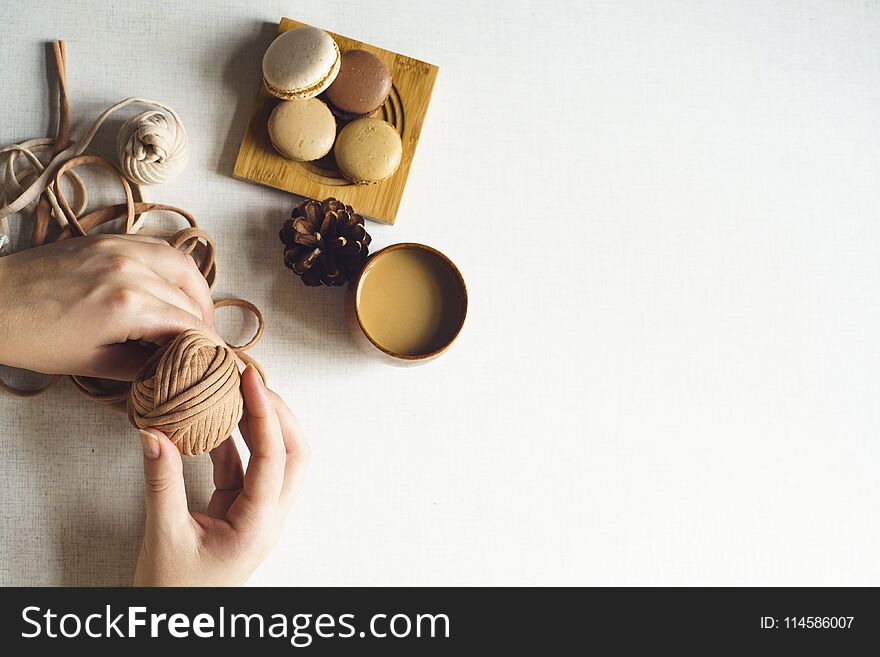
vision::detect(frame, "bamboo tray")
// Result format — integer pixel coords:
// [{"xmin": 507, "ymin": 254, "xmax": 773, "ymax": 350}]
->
[{"xmin": 233, "ymin": 17, "xmax": 439, "ymax": 224}]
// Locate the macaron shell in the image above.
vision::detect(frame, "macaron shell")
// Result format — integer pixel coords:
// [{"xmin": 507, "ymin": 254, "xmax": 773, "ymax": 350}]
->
[
  {"xmin": 334, "ymin": 118, "xmax": 403, "ymax": 185},
  {"xmin": 262, "ymin": 27, "xmax": 341, "ymax": 99},
  {"xmin": 264, "ymin": 54, "xmax": 340, "ymax": 100},
  {"xmin": 268, "ymin": 99, "xmax": 336, "ymax": 162},
  {"xmin": 325, "ymin": 50, "xmax": 393, "ymax": 118}
]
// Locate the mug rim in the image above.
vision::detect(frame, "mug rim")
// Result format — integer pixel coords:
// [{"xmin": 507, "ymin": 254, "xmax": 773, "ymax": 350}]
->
[{"xmin": 353, "ymin": 242, "xmax": 468, "ymax": 361}]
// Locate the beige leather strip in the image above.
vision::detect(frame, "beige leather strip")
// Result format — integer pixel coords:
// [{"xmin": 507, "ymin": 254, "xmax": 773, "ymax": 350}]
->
[
  {"xmin": 53, "ymin": 154, "xmax": 136, "ymax": 236},
  {"xmin": 214, "ymin": 298, "xmax": 265, "ymax": 352},
  {"xmin": 0, "ymin": 372, "xmax": 61, "ymax": 398}
]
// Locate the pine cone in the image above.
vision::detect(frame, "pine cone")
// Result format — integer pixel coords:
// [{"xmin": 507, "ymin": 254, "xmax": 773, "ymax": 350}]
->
[{"xmin": 279, "ymin": 198, "xmax": 372, "ymax": 287}]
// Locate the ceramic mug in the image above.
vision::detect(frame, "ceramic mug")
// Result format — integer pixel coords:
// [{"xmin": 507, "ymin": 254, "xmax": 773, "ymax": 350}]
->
[{"xmin": 345, "ymin": 243, "xmax": 467, "ymax": 365}]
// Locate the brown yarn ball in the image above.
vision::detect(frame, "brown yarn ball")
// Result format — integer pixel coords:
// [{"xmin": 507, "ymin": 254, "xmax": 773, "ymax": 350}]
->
[{"xmin": 128, "ymin": 329, "xmax": 243, "ymax": 456}]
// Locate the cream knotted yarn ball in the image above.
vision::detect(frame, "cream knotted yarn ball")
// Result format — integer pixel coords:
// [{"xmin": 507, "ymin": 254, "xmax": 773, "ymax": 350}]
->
[
  {"xmin": 116, "ymin": 108, "xmax": 188, "ymax": 185},
  {"xmin": 128, "ymin": 330, "xmax": 242, "ymax": 456}
]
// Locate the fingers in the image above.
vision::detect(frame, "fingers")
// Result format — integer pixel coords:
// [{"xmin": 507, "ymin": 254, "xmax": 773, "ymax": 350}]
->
[
  {"xmin": 266, "ymin": 388, "xmax": 311, "ymax": 518},
  {"xmin": 139, "ymin": 428, "xmax": 190, "ymax": 533},
  {"xmin": 122, "ymin": 298, "xmax": 221, "ymax": 346},
  {"xmin": 92, "ymin": 290, "xmax": 221, "ymax": 378},
  {"xmin": 97, "ymin": 234, "xmax": 214, "ymax": 326},
  {"xmin": 141, "ymin": 249, "xmax": 214, "ymax": 327},
  {"xmin": 207, "ymin": 438, "xmax": 244, "ymax": 519},
  {"xmin": 228, "ymin": 365, "xmax": 286, "ymax": 528},
  {"xmin": 90, "ymin": 341, "xmax": 156, "ymax": 380},
  {"xmin": 215, "ymin": 371, "xmax": 309, "ymax": 530},
  {"xmin": 111, "ymin": 234, "xmax": 168, "ymax": 244},
  {"xmin": 120, "ymin": 270, "xmax": 204, "ymax": 320},
  {"xmin": 211, "ymin": 437, "xmax": 245, "ymax": 491}
]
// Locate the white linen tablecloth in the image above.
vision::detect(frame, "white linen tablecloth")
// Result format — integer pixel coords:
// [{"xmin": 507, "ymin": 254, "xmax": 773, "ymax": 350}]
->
[{"xmin": 1, "ymin": 0, "xmax": 879, "ymax": 585}]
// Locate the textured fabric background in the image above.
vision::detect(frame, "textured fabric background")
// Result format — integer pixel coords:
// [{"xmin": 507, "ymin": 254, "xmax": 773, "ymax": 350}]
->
[{"xmin": 1, "ymin": 0, "xmax": 879, "ymax": 585}]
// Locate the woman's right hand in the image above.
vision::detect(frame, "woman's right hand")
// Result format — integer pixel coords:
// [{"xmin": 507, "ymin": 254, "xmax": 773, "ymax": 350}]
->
[
  {"xmin": 134, "ymin": 365, "xmax": 310, "ymax": 586},
  {"xmin": 0, "ymin": 233, "xmax": 214, "ymax": 380}
]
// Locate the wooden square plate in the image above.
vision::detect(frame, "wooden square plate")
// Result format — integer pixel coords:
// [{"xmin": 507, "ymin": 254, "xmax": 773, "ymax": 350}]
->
[{"xmin": 233, "ymin": 17, "xmax": 439, "ymax": 224}]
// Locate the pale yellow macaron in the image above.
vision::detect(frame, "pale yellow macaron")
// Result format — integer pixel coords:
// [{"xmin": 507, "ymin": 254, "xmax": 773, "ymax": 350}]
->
[
  {"xmin": 268, "ymin": 99, "xmax": 336, "ymax": 162},
  {"xmin": 333, "ymin": 118, "xmax": 403, "ymax": 185}
]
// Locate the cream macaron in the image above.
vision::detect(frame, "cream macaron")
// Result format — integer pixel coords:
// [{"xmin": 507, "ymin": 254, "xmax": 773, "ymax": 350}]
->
[
  {"xmin": 334, "ymin": 118, "xmax": 403, "ymax": 185},
  {"xmin": 262, "ymin": 26, "xmax": 341, "ymax": 100},
  {"xmin": 268, "ymin": 98, "xmax": 336, "ymax": 162}
]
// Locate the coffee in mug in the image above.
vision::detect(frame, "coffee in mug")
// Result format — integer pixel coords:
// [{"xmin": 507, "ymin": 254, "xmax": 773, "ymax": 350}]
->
[{"xmin": 347, "ymin": 243, "xmax": 467, "ymax": 364}]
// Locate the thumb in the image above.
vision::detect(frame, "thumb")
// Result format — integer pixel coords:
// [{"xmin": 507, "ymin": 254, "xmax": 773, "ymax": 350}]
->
[{"xmin": 138, "ymin": 429, "xmax": 189, "ymax": 529}]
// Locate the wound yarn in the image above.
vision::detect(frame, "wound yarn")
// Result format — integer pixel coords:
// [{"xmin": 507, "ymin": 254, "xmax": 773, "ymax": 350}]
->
[
  {"xmin": 128, "ymin": 330, "xmax": 243, "ymax": 456},
  {"xmin": 117, "ymin": 108, "xmax": 188, "ymax": 185},
  {"xmin": 0, "ymin": 96, "xmax": 188, "ymax": 225},
  {"xmin": 0, "ymin": 39, "xmax": 188, "ymax": 230}
]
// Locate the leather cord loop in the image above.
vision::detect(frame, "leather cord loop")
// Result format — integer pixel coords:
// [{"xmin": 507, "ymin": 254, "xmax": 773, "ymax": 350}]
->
[
  {"xmin": 53, "ymin": 154, "xmax": 137, "ymax": 237},
  {"xmin": 213, "ymin": 298, "xmax": 265, "ymax": 352},
  {"xmin": 0, "ymin": 372, "xmax": 61, "ymax": 398}
]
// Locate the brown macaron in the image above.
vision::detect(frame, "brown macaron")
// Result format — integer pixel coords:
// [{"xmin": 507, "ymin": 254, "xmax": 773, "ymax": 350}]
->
[{"xmin": 324, "ymin": 50, "xmax": 392, "ymax": 120}]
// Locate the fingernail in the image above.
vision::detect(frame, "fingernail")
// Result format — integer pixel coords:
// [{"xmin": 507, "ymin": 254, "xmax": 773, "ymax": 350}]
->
[
  {"xmin": 243, "ymin": 363, "xmax": 271, "ymax": 408},
  {"xmin": 139, "ymin": 429, "xmax": 160, "ymax": 460},
  {"xmin": 244, "ymin": 363, "xmax": 265, "ymax": 386}
]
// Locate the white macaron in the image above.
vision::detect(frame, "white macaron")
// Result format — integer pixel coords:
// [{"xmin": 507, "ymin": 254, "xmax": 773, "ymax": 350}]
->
[{"xmin": 262, "ymin": 26, "xmax": 341, "ymax": 100}]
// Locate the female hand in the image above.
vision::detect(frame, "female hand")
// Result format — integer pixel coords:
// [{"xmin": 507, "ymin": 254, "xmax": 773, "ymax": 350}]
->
[
  {"xmin": 0, "ymin": 234, "xmax": 214, "ymax": 380},
  {"xmin": 133, "ymin": 365, "xmax": 310, "ymax": 586}
]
